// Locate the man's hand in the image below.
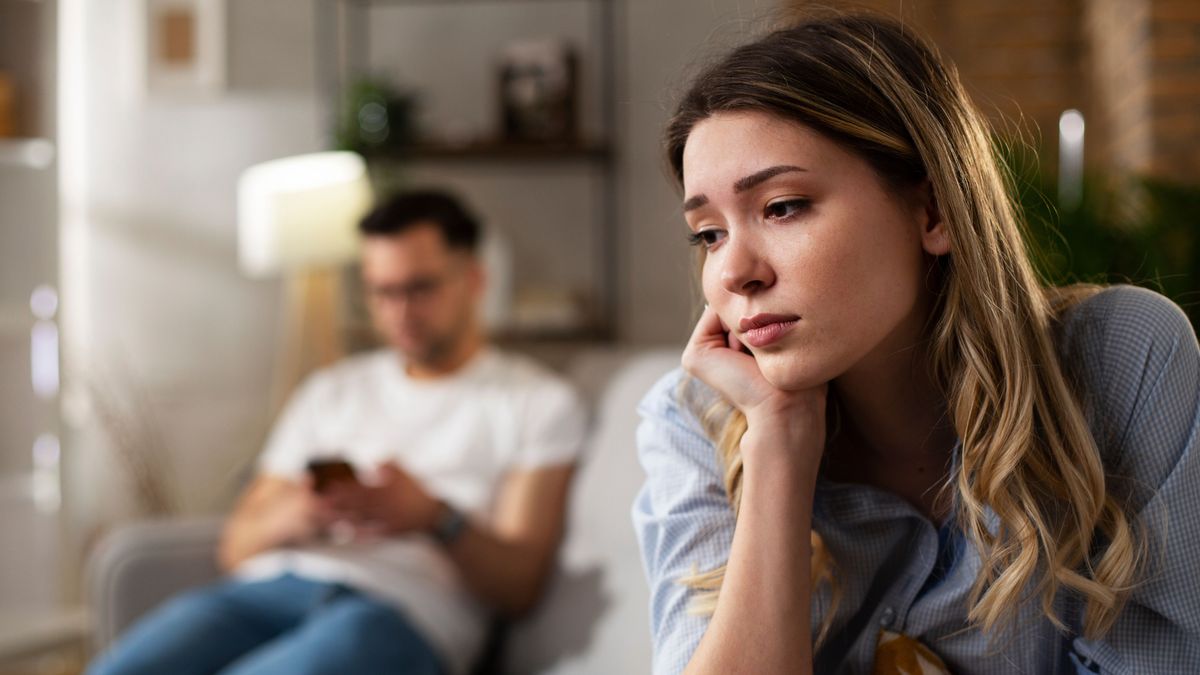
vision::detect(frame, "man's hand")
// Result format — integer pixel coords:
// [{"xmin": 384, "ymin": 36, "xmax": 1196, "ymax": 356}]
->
[
  {"xmin": 218, "ymin": 475, "xmax": 339, "ymax": 571},
  {"xmin": 261, "ymin": 477, "xmax": 338, "ymax": 544},
  {"xmin": 320, "ymin": 463, "xmax": 443, "ymax": 538}
]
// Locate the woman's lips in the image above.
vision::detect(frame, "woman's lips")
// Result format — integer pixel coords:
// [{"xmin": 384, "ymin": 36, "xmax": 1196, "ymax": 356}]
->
[{"xmin": 739, "ymin": 313, "xmax": 800, "ymax": 348}]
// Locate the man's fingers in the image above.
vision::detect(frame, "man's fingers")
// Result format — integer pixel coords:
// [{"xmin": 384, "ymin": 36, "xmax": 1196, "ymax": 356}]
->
[
  {"xmin": 301, "ymin": 474, "xmax": 318, "ymax": 493},
  {"xmin": 352, "ymin": 521, "xmax": 389, "ymax": 541}
]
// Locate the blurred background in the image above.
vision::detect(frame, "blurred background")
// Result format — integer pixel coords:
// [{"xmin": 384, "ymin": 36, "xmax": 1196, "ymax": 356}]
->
[{"xmin": 0, "ymin": 0, "xmax": 1196, "ymax": 672}]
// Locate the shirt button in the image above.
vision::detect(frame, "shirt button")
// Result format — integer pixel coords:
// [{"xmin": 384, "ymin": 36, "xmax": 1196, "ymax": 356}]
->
[{"xmin": 879, "ymin": 606, "xmax": 896, "ymax": 628}]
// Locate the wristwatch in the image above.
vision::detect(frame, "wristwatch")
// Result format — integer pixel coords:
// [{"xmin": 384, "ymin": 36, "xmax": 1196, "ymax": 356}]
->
[{"xmin": 430, "ymin": 501, "xmax": 469, "ymax": 546}]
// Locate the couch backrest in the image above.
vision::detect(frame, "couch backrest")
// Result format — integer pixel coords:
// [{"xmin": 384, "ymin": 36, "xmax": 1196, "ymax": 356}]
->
[{"xmin": 503, "ymin": 348, "xmax": 680, "ymax": 675}]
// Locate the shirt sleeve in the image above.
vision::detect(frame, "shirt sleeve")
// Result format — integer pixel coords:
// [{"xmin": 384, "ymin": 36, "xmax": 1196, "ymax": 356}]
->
[
  {"xmin": 631, "ymin": 369, "xmax": 736, "ymax": 675},
  {"xmin": 1066, "ymin": 287, "xmax": 1200, "ymax": 673},
  {"xmin": 256, "ymin": 372, "xmax": 330, "ymax": 482},
  {"xmin": 512, "ymin": 376, "xmax": 588, "ymax": 469}
]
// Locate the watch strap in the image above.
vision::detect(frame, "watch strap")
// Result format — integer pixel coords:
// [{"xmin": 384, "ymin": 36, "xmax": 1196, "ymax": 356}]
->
[{"xmin": 431, "ymin": 502, "xmax": 468, "ymax": 546}]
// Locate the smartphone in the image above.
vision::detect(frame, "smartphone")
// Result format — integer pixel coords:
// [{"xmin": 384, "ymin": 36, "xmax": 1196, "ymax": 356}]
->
[{"xmin": 306, "ymin": 458, "xmax": 359, "ymax": 493}]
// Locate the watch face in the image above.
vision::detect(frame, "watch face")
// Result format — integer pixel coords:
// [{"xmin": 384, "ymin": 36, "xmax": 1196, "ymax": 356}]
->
[{"xmin": 435, "ymin": 506, "xmax": 468, "ymax": 545}]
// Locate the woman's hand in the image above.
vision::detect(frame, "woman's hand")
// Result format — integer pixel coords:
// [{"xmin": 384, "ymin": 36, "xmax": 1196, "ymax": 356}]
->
[
  {"xmin": 681, "ymin": 305, "xmax": 828, "ymax": 468},
  {"xmin": 679, "ymin": 310, "xmax": 823, "ymax": 675}
]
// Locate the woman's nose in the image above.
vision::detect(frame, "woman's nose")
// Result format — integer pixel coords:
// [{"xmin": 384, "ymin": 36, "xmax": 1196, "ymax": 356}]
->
[{"xmin": 719, "ymin": 233, "xmax": 775, "ymax": 295}]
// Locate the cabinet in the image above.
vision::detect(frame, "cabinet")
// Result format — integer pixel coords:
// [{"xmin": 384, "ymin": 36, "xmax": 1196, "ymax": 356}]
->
[
  {"xmin": 316, "ymin": 0, "xmax": 620, "ymax": 343},
  {"xmin": 1, "ymin": 0, "xmax": 79, "ymax": 652}
]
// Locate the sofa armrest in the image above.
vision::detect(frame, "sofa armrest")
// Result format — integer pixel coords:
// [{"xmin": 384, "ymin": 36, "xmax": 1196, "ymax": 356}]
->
[{"xmin": 86, "ymin": 517, "xmax": 225, "ymax": 651}]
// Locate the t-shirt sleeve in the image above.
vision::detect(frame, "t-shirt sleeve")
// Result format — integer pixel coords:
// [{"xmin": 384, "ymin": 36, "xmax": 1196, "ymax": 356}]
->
[
  {"xmin": 256, "ymin": 372, "xmax": 330, "ymax": 482},
  {"xmin": 631, "ymin": 369, "xmax": 735, "ymax": 675},
  {"xmin": 512, "ymin": 376, "xmax": 588, "ymax": 469},
  {"xmin": 1065, "ymin": 287, "xmax": 1200, "ymax": 673}
]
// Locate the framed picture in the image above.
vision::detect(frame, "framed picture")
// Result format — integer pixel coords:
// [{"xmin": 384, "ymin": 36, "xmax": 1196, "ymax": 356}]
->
[
  {"xmin": 143, "ymin": 0, "xmax": 225, "ymax": 96},
  {"xmin": 497, "ymin": 39, "xmax": 578, "ymax": 143}
]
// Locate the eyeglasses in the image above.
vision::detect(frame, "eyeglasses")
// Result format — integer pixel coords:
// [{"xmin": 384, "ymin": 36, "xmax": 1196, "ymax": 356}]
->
[{"xmin": 364, "ymin": 269, "xmax": 458, "ymax": 306}]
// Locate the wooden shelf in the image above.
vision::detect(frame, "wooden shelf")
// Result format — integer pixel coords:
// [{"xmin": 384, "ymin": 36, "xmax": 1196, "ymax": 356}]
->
[
  {"xmin": 322, "ymin": 0, "xmax": 621, "ymax": 339},
  {"xmin": 0, "ymin": 606, "xmax": 88, "ymax": 666},
  {"xmin": 362, "ymin": 139, "xmax": 611, "ymax": 163},
  {"xmin": 343, "ymin": 321, "xmax": 609, "ymax": 353},
  {"xmin": 345, "ymin": 0, "xmax": 611, "ymax": 7},
  {"xmin": 0, "ymin": 138, "xmax": 54, "ymax": 170},
  {"xmin": 490, "ymin": 324, "xmax": 610, "ymax": 344}
]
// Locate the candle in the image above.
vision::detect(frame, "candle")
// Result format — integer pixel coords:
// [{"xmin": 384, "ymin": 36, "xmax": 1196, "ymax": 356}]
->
[{"xmin": 1058, "ymin": 109, "xmax": 1085, "ymax": 211}]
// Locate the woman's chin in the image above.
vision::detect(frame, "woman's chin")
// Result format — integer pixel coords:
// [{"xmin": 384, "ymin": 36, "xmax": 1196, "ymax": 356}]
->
[{"xmin": 754, "ymin": 351, "xmax": 830, "ymax": 391}]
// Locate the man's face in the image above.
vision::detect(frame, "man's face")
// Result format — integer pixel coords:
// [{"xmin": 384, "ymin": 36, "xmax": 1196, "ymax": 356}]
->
[{"xmin": 360, "ymin": 223, "xmax": 482, "ymax": 366}]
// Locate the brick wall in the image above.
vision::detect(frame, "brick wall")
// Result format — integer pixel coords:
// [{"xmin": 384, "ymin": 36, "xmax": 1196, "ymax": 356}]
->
[
  {"xmin": 1084, "ymin": 0, "xmax": 1152, "ymax": 174},
  {"xmin": 788, "ymin": 0, "xmax": 1200, "ymax": 181},
  {"xmin": 1146, "ymin": 0, "xmax": 1200, "ymax": 178}
]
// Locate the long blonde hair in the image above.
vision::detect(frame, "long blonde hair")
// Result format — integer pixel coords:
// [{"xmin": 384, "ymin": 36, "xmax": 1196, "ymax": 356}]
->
[{"xmin": 664, "ymin": 11, "xmax": 1143, "ymax": 646}]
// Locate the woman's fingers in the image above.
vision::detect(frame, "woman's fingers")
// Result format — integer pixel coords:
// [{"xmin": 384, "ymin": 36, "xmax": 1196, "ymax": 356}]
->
[
  {"xmin": 727, "ymin": 329, "xmax": 747, "ymax": 354},
  {"xmin": 683, "ymin": 305, "xmax": 774, "ymax": 410},
  {"xmin": 688, "ymin": 305, "xmax": 729, "ymax": 348}
]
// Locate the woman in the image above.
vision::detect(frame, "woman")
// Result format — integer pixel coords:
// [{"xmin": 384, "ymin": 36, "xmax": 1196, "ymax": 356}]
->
[{"xmin": 632, "ymin": 11, "xmax": 1200, "ymax": 675}]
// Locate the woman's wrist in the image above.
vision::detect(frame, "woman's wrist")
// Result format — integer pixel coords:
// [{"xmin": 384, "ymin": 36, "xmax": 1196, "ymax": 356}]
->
[
  {"xmin": 741, "ymin": 409, "xmax": 826, "ymax": 477},
  {"xmin": 738, "ymin": 431, "xmax": 820, "ymax": 553}
]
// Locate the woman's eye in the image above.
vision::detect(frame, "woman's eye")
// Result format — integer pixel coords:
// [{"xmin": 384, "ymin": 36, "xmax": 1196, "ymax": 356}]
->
[
  {"xmin": 686, "ymin": 229, "xmax": 726, "ymax": 249},
  {"xmin": 764, "ymin": 198, "xmax": 809, "ymax": 220}
]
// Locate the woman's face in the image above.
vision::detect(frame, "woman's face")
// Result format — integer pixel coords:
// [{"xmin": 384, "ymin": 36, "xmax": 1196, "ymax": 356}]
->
[{"xmin": 681, "ymin": 111, "xmax": 947, "ymax": 391}]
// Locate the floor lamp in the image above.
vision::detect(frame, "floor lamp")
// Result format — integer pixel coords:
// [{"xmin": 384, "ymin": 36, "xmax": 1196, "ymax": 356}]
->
[{"xmin": 237, "ymin": 151, "xmax": 373, "ymax": 414}]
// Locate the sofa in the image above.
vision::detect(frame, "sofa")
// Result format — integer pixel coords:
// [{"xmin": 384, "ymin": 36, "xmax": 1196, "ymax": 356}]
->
[{"xmin": 86, "ymin": 348, "xmax": 682, "ymax": 674}]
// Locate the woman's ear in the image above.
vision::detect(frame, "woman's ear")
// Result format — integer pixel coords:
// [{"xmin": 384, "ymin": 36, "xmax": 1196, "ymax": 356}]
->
[{"xmin": 916, "ymin": 180, "xmax": 950, "ymax": 256}]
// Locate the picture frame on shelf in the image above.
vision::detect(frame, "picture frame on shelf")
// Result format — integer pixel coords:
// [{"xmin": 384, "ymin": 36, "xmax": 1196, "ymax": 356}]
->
[
  {"xmin": 497, "ymin": 38, "xmax": 579, "ymax": 144},
  {"xmin": 142, "ymin": 0, "xmax": 226, "ymax": 97}
]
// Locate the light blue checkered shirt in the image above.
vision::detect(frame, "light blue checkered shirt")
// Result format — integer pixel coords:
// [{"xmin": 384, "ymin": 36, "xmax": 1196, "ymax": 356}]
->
[{"xmin": 633, "ymin": 286, "xmax": 1200, "ymax": 674}]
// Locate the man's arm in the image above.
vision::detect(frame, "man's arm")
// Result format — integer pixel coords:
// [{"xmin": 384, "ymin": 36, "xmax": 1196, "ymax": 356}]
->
[
  {"xmin": 217, "ymin": 474, "xmax": 331, "ymax": 572},
  {"xmin": 326, "ymin": 462, "xmax": 575, "ymax": 618},
  {"xmin": 437, "ymin": 463, "xmax": 575, "ymax": 618}
]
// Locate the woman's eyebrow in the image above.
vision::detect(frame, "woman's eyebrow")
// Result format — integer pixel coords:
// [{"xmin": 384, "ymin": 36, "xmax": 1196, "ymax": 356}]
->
[
  {"xmin": 733, "ymin": 165, "xmax": 807, "ymax": 193},
  {"xmin": 682, "ymin": 165, "xmax": 808, "ymax": 212}
]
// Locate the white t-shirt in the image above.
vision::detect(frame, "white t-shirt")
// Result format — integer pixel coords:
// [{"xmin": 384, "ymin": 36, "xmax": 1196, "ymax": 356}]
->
[{"xmin": 235, "ymin": 347, "xmax": 587, "ymax": 675}]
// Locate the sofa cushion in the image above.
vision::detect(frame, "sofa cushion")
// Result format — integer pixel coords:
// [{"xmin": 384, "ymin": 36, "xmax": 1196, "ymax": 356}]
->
[{"xmin": 504, "ymin": 348, "xmax": 680, "ymax": 674}]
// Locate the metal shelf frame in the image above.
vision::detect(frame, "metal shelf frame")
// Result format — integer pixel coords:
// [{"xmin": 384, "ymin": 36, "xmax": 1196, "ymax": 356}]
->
[{"xmin": 314, "ymin": 0, "xmax": 621, "ymax": 341}]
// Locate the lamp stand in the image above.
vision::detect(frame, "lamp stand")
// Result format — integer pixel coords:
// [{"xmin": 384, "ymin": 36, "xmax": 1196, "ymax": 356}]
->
[{"xmin": 270, "ymin": 268, "xmax": 345, "ymax": 416}]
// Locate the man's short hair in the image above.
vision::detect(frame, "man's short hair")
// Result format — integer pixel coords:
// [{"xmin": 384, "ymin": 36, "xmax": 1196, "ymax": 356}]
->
[{"xmin": 358, "ymin": 189, "xmax": 481, "ymax": 253}]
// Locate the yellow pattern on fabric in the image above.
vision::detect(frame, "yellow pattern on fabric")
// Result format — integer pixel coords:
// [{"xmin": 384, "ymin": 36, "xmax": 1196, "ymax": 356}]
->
[{"xmin": 872, "ymin": 629, "xmax": 953, "ymax": 675}]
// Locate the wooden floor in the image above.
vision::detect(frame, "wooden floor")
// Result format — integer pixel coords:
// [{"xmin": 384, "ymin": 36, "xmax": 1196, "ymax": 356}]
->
[{"xmin": 0, "ymin": 648, "xmax": 85, "ymax": 675}]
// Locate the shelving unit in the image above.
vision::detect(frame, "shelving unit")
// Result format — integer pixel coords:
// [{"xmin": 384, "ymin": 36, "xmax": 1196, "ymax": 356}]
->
[
  {"xmin": 372, "ymin": 139, "xmax": 611, "ymax": 162},
  {"xmin": 316, "ymin": 0, "xmax": 620, "ymax": 343},
  {"xmin": 1, "ymin": 0, "xmax": 79, "ymax": 661},
  {"xmin": 0, "ymin": 137, "xmax": 55, "ymax": 169}
]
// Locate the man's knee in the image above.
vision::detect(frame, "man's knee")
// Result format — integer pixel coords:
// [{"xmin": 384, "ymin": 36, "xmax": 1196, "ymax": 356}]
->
[
  {"xmin": 155, "ymin": 585, "xmax": 234, "ymax": 622},
  {"xmin": 321, "ymin": 597, "xmax": 407, "ymax": 639},
  {"xmin": 309, "ymin": 598, "xmax": 442, "ymax": 672},
  {"xmin": 86, "ymin": 584, "xmax": 248, "ymax": 675}
]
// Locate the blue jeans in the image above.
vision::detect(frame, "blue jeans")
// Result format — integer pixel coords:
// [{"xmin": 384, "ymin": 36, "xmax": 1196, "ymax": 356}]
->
[{"xmin": 87, "ymin": 574, "xmax": 445, "ymax": 675}]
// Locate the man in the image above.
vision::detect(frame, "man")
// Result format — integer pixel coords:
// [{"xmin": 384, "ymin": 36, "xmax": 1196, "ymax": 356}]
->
[{"xmin": 89, "ymin": 190, "xmax": 587, "ymax": 675}]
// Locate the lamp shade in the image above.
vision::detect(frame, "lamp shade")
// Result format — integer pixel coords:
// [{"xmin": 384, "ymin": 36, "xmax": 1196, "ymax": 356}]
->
[{"xmin": 237, "ymin": 151, "xmax": 373, "ymax": 277}]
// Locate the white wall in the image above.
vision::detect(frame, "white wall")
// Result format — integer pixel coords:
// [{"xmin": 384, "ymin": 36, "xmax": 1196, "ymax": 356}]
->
[
  {"xmin": 65, "ymin": 0, "xmax": 782, "ymax": 537},
  {"xmin": 620, "ymin": 0, "xmax": 782, "ymax": 342},
  {"xmin": 67, "ymin": 0, "xmax": 323, "ymax": 533}
]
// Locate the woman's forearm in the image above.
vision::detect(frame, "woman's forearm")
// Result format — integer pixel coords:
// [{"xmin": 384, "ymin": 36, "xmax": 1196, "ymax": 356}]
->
[{"xmin": 685, "ymin": 432, "xmax": 820, "ymax": 675}]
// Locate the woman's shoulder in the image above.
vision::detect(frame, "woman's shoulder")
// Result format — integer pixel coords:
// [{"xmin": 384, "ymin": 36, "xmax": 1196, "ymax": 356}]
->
[
  {"xmin": 1055, "ymin": 284, "xmax": 1199, "ymax": 501},
  {"xmin": 636, "ymin": 367, "xmax": 724, "ymax": 473},
  {"xmin": 638, "ymin": 367, "xmax": 721, "ymax": 419},
  {"xmin": 1057, "ymin": 284, "xmax": 1193, "ymax": 355},
  {"xmin": 1055, "ymin": 284, "xmax": 1195, "ymax": 400}
]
